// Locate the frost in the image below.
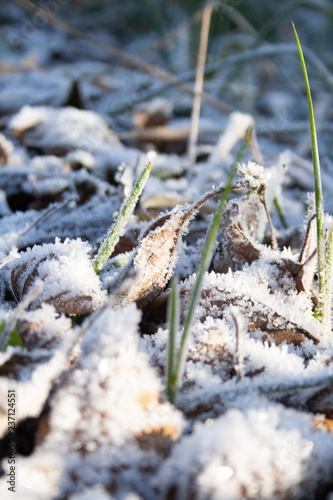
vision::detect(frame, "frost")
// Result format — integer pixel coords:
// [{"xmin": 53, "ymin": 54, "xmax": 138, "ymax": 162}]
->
[
  {"xmin": 155, "ymin": 404, "xmax": 333, "ymax": 499},
  {"xmin": 8, "ymin": 238, "xmax": 106, "ymax": 314},
  {"xmin": 9, "ymin": 106, "xmax": 121, "ymax": 155},
  {"xmin": 210, "ymin": 112, "xmax": 255, "ymax": 164},
  {"xmin": 2, "ymin": 305, "xmax": 185, "ymax": 498}
]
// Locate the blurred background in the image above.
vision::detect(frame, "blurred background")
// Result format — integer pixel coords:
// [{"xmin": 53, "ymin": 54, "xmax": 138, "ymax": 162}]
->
[{"xmin": 0, "ymin": 0, "xmax": 333, "ymax": 162}]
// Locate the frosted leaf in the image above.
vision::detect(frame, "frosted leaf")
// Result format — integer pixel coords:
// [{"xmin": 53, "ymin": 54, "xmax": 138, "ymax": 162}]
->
[
  {"xmin": 119, "ymin": 184, "xmax": 230, "ymax": 308},
  {"xmin": 8, "ymin": 238, "xmax": 106, "ymax": 314},
  {"xmin": 0, "ymin": 450, "xmax": 63, "ymax": 500},
  {"xmin": 211, "ymin": 193, "xmax": 264, "ymax": 274},
  {"xmin": 0, "ymin": 340, "xmax": 69, "ymax": 437},
  {"xmin": 180, "ymin": 269, "xmax": 320, "ymax": 346},
  {"xmin": 9, "ymin": 106, "xmax": 121, "ymax": 155},
  {"xmin": 17, "ymin": 304, "xmax": 71, "ymax": 350}
]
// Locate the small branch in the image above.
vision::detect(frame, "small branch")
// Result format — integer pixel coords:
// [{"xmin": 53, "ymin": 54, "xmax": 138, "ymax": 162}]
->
[
  {"xmin": 230, "ymin": 308, "xmax": 244, "ymax": 380},
  {"xmin": 188, "ymin": 0, "xmax": 213, "ymax": 165},
  {"xmin": 260, "ymin": 193, "xmax": 278, "ymax": 250}
]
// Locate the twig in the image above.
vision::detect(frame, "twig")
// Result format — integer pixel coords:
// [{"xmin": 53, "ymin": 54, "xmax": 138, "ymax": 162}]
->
[
  {"xmin": 188, "ymin": 0, "xmax": 213, "ymax": 165},
  {"xmin": 230, "ymin": 308, "xmax": 244, "ymax": 380}
]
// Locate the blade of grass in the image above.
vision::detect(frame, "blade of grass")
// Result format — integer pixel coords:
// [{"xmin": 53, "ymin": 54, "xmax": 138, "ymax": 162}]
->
[
  {"xmin": 292, "ymin": 22, "xmax": 325, "ymax": 318},
  {"xmin": 166, "ymin": 277, "xmax": 180, "ymax": 403},
  {"xmin": 94, "ymin": 162, "xmax": 151, "ymax": 275},
  {"xmin": 323, "ymin": 223, "xmax": 333, "ymax": 336},
  {"xmin": 167, "ymin": 127, "xmax": 253, "ymax": 404}
]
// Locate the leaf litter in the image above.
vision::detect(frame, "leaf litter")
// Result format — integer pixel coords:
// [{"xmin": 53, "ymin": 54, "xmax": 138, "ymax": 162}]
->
[{"xmin": 1, "ymin": 3, "xmax": 333, "ymax": 499}]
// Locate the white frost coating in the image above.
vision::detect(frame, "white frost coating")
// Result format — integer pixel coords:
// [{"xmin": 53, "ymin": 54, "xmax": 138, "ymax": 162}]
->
[
  {"xmin": 8, "ymin": 238, "xmax": 106, "ymax": 312},
  {"xmin": 9, "ymin": 105, "xmax": 121, "ymax": 152},
  {"xmin": 185, "ymin": 267, "xmax": 322, "ymax": 339},
  {"xmin": 210, "ymin": 112, "xmax": 254, "ymax": 164},
  {"xmin": 48, "ymin": 304, "xmax": 184, "ymax": 448},
  {"xmin": 14, "ymin": 305, "xmax": 184, "ymax": 497},
  {"xmin": 155, "ymin": 404, "xmax": 333, "ymax": 499},
  {"xmin": 0, "ymin": 342, "xmax": 69, "ymax": 438},
  {"xmin": 0, "ymin": 451, "xmax": 63, "ymax": 500}
]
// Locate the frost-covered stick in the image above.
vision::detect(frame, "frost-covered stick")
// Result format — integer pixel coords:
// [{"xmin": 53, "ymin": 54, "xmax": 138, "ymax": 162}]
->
[
  {"xmin": 169, "ymin": 128, "xmax": 253, "ymax": 404},
  {"xmin": 299, "ymin": 214, "xmax": 316, "ymax": 264},
  {"xmin": 94, "ymin": 162, "xmax": 151, "ymax": 275},
  {"xmin": 0, "ymin": 280, "xmax": 43, "ymax": 352},
  {"xmin": 323, "ymin": 223, "xmax": 333, "ymax": 336},
  {"xmin": 166, "ymin": 277, "xmax": 180, "ymax": 403},
  {"xmin": 293, "ymin": 23, "xmax": 325, "ymax": 319},
  {"xmin": 230, "ymin": 308, "xmax": 244, "ymax": 380},
  {"xmin": 182, "ymin": 371, "xmax": 333, "ymax": 412},
  {"xmin": 188, "ymin": 0, "xmax": 213, "ymax": 165},
  {"xmin": 260, "ymin": 193, "xmax": 278, "ymax": 250}
]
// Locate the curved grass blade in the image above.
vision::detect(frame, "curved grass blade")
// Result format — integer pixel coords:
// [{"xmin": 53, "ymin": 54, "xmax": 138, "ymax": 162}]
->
[
  {"xmin": 292, "ymin": 22, "xmax": 325, "ymax": 319},
  {"xmin": 167, "ymin": 127, "xmax": 252, "ymax": 404}
]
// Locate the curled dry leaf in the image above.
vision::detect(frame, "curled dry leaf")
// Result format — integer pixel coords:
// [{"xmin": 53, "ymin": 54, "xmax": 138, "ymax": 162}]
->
[
  {"xmin": 212, "ymin": 195, "xmax": 318, "ymax": 300},
  {"xmin": 211, "ymin": 193, "xmax": 264, "ymax": 274},
  {"xmin": 118, "ymin": 184, "xmax": 230, "ymax": 308},
  {"xmin": 9, "ymin": 238, "xmax": 106, "ymax": 315}
]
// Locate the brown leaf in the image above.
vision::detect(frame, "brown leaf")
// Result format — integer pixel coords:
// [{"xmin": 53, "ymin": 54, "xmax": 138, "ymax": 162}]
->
[
  {"xmin": 211, "ymin": 193, "xmax": 264, "ymax": 274},
  {"xmin": 9, "ymin": 239, "xmax": 106, "ymax": 315},
  {"xmin": 178, "ymin": 279, "xmax": 319, "ymax": 347},
  {"xmin": 118, "ymin": 185, "xmax": 228, "ymax": 308}
]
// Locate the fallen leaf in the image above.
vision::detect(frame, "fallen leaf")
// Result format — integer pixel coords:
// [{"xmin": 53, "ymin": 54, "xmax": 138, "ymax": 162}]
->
[
  {"xmin": 118, "ymin": 184, "xmax": 229, "ymax": 308},
  {"xmin": 9, "ymin": 238, "xmax": 106, "ymax": 315}
]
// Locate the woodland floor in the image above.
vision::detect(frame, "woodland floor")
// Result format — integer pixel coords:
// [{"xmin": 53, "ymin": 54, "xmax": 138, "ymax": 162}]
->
[{"xmin": 1, "ymin": 1, "xmax": 333, "ymax": 499}]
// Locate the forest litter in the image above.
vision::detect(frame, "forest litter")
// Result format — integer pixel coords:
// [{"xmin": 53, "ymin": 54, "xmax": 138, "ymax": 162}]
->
[{"xmin": 1, "ymin": 2, "xmax": 333, "ymax": 499}]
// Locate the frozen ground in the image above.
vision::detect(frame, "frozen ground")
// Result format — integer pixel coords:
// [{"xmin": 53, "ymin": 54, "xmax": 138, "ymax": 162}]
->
[{"xmin": 1, "ymin": 1, "xmax": 333, "ymax": 499}]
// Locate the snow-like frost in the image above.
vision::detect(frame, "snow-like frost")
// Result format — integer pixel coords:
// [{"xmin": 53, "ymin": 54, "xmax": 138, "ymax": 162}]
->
[
  {"xmin": 3, "ymin": 305, "xmax": 185, "ymax": 498},
  {"xmin": 155, "ymin": 403, "xmax": 333, "ymax": 499},
  {"xmin": 9, "ymin": 106, "xmax": 121, "ymax": 153},
  {"xmin": 7, "ymin": 238, "xmax": 106, "ymax": 313}
]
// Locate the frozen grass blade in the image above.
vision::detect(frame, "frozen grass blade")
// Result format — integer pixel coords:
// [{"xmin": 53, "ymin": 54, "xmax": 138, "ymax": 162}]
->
[
  {"xmin": 167, "ymin": 128, "xmax": 252, "ymax": 404},
  {"xmin": 323, "ymin": 224, "xmax": 333, "ymax": 336},
  {"xmin": 166, "ymin": 277, "xmax": 180, "ymax": 403},
  {"xmin": 94, "ymin": 162, "xmax": 151, "ymax": 275},
  {"xmin": 292, "ymin": 22, "xmax": 325, "ymax": 319}
]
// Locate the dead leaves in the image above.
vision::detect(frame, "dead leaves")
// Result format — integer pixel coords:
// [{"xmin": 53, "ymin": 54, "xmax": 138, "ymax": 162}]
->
[
  {"xmin": 8, "ymin": 238, "xmax": 106, "ymax": 315},
  {"xmin": 211, "ymin": 194, "xmax": 263, "ymax": 274},
  {"xmin": 118, "ymin": 185, "xmax": 227, "ymax": 308},
  {"xmin": 2, "ymin": 174, "xmax": 322, "ymax": 351}
]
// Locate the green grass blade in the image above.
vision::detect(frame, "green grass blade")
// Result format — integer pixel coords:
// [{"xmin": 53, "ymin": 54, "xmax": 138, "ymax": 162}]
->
[
  {"xmin": 292, "ymin": 22, "xmax": 325, "ymax": 315},
  {"xmin": 168, "ymin": 128, "xmax": 252, "ymax": 404},
  {"xmin": 166, "ymin": 277, "xmax": 180, "ymax": 403},
  {"xmin": 94, "ymin": 162, "xmax": 151, "ymax": 275}
]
